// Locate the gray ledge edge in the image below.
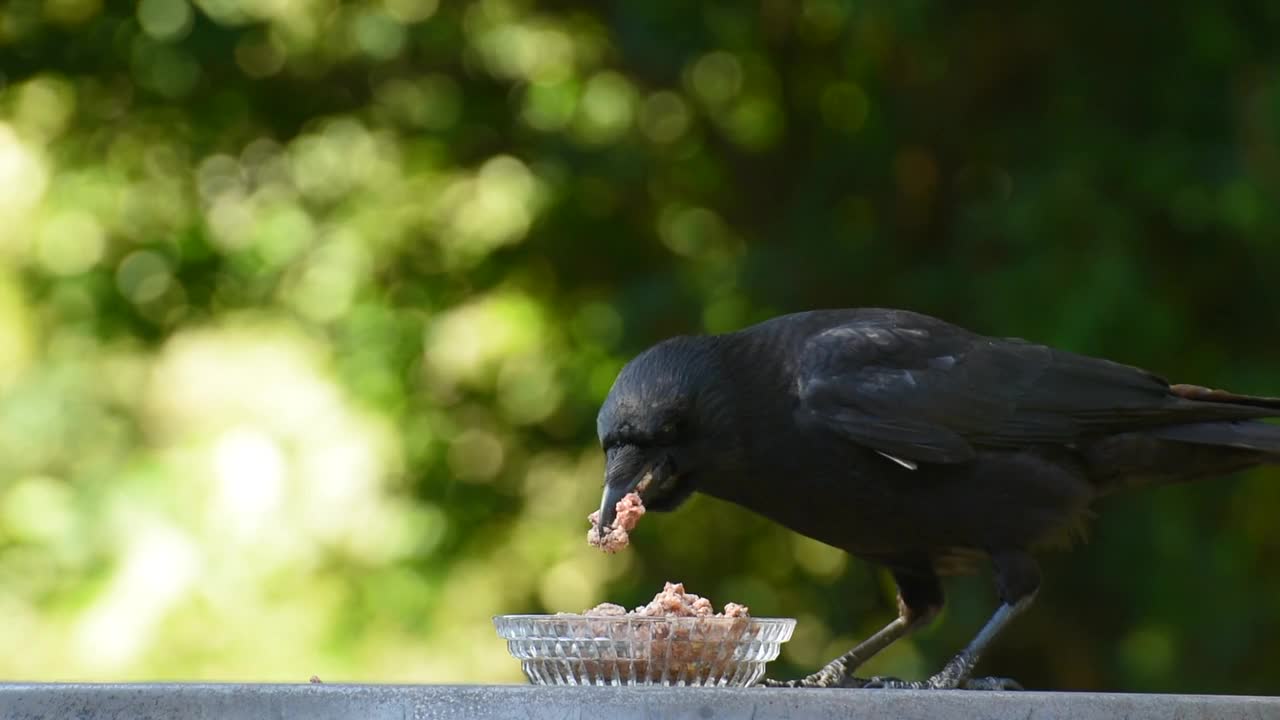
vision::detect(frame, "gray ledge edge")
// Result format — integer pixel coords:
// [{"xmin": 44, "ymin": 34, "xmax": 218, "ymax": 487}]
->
[{"xmin": 1, "ymin": 683, "xmax": 1277, "ymax": 720}]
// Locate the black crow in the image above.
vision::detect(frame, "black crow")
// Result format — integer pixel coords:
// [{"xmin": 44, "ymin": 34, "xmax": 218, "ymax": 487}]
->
[{"xmin": 594, "ymin": 308, "xmax": 1280, "ymax": 689}]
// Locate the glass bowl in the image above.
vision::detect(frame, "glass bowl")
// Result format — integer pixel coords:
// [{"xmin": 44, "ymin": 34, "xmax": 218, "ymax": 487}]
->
[{"xmin": 493, "ymin": 614, "xmax": 796, "ymax": 687}]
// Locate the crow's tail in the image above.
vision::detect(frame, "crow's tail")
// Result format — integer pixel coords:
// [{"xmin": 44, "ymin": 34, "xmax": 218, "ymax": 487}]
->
[
  {"xmin": 1085, "ymin": 419, "xmax": 1280, "ymax": 495},
  {"xmin": 1148, "ymin": 419, "xmax": 1280, "ymax": 457},
  {"xmin": 1152, "ymin": 382, "xmax": 1280, "ymax": 457},
  {"xmin": 1169, "ymin": 384, "xmax": 1280, "ymax": 413},
  {"xmin": 1083, "ymin": 383, "xmax": 1280, "ymax": 494}
]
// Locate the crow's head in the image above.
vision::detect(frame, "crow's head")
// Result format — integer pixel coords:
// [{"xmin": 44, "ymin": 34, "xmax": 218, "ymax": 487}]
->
[{"xmin": 594, "ymin": 335, "xmax": 738, "ymax": 531}]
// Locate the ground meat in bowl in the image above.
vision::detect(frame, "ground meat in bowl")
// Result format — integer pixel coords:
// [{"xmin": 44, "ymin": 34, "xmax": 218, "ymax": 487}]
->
[
  {"xmin": 623, "ymin": 582, "xmax": 750, "ymax": 618},
  {"xmin": 573, "ymin": 583, "xmax": 755, "ymax": 684}
]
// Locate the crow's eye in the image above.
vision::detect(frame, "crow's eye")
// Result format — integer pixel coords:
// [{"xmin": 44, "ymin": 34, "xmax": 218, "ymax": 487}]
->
[
  {"xmin": 603, "ymin": 434, "xmax": 646, "ymax": 450},
  {"xmin": 653, "ymin": 421, "xmax": 683, "ymax": 445}
]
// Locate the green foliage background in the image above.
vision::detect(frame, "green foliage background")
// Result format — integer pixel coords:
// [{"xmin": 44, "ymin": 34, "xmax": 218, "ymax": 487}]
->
[{"xmin": 2, "ymin": 0, "xmax": 1280, "ymax": 693}]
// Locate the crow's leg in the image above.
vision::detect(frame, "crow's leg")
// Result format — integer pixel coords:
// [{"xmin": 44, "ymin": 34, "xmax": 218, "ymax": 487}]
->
[
  {"xmin": 762, "ymin": 565, "xmax": 942, "ymax": 688},
  {"xmin": 760, "ymin": 615, "xmax": 910, "ymax": 688},
  {"xmin": 866, "ymin": 550, "xmax": 1039, "ymax": 691}
]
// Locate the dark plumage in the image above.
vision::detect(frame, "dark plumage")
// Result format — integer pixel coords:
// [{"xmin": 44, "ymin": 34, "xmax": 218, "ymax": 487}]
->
[{"xmin": 593, "ymin": 308, "xmax": 1280, "ymax": 689}]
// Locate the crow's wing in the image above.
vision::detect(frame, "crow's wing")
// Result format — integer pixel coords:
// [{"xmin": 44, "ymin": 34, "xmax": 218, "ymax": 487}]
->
[{"xmin": 795, "ymin": 316, "xmax": 1264, "ymax": 465}]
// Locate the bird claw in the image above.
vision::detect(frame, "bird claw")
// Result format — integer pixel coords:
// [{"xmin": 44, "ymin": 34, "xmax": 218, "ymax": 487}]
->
[
  {"xmin": 858, "ymin": 674, "xmax": 1024, "ymax": 691},
  {"xmin": 759, "ymin": 668, "xmax": 873, "ymax": 689},
  {"xmin": 759, "ymin": 675, "xmax": 871, "ymax": 689},
  {"xmin": 760, "ymin": 656, "xmax": 875, "ymax": 688},
  {"xmin": 962, "ymin": 676, "xmax": 1023, "ymax": 691},
  {"xmin": 761, "ymin": 672, "xmax": 1023, "ymax": 691},
  {"xmin": 862, "ymin": 675, "xmax": 927, "ymax": 689}
]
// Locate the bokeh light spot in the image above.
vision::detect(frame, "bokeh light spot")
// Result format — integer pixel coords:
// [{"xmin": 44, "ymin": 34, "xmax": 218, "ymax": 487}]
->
[
  {"xmin": 659, "ymin": 205, "xmax": 728, "ymax": 258},
  {"xmin": 574, "ymin": 72, "xmax": 636, "ymax": 145},
  {"xmin": 426, "ymin": 292, "xmax": 546, "ymax": 386},
  {"xmin": 235, "ymin": 31, "xmax": 287, "ymax": 78},
  {"xmin": 537, "ymin": 560, "xmax": 595, "ymax": 612},
  {"xmin": 448, "ymin": 429, "xmax": 505, "ymax": 482},
  {"xmin": 286, "ymin": 234, "xmax": 370, "ymax": 323},
  {"xmin": 2, "ymin": 476, "xmax": 75, "ymax": 544},
  {"xmin": 15, "ymin": 75, "xmax": 77, "ymax": 141},
  {"xmin": 1120, "ymin": 625, "xmax": 1176, "ymax": 681},
  {"xmin": 116, "ymin": 250, "xmax": 173, "ymax": 305},
  {"xmin": 0, "ymin": 125, "xmax": 49, "ymax": 251},
  {"xmin": 800, "ymin": 0, "xmax": 849, "ymax": 43},
  {"xmin": 435, "ymin": 156, "xmax": 544, "ymax": 265},
  {"xmin": 497, "ymin": 357, "xmax": 562, "ymax": 425},
  {"xmin": 253, "ymin": 205, "xmax": 315, "ymax": 268},
  {"xmin": 639, "ymin": 91, "xmax": 691, "ymax": 144},
  {"xmin": 196, "ymin": 154, "xmax": 245, "ymax": 202},
  {"xmin": 137, "ymin": 0, "xmax": 194, "ymax": 41},
  {"xmin": 36, "ymin": 211, "xmax": 105, "ymax": 276},
  {"xmin": 689, "ymin": 52, "xmax": 743, "ymax": 106},
  {"xmin": 384, "ymin": 0, "xmax": 439, "ymax": 23},
  {"xmin": 0, "ymin": 276, "xmax": 33, "ymax": 388},
  {"xmin": 522, "ymin": 80, "xmax": 578, "ymax": 132},
  {"xmin": 213, "ymin": 426, "xmax": 286, "ymax": 536},
  {"xmin": 44, "ymin": 0, "xmax": 101, "ymax": 24},
  {"xmin": 74, "ymin": 525, "xmax": 201, "ymax": 671},
  {"xmin": 353, "ymin": 10, "xmax": 406, "ymax": 60},
  {"xmin": 377, "ymin": 75, "xmax": 463, "ymax": 130},
  {"xmin": 724, "ymin": 94, "xmax": 783, "ymax": 150},
  {"xmin": 473, "ymin": 18, "xmax": 576, "ymax": 86}
]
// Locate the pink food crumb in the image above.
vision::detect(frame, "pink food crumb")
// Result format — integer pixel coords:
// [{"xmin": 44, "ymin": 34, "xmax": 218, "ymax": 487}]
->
[
  {"xmin": 622, "ymin": 582, "xmax": 750, "ymax": 618},
  {"xmin": 691, "ymin": 597, "xmax": 714, "ymax": 617},
  {"xmin": 584, "ymin": 602, "xmax": 628, "ymax": 616},
  {"xmin": 587, "ymin": 492, "xmax": 646, "ymax": 552}
]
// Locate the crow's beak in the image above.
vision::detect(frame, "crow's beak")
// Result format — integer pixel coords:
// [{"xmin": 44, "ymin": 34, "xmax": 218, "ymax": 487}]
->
[{"xmin": 597, "ymin": 445, "xmax": 667, "ymax": 531}]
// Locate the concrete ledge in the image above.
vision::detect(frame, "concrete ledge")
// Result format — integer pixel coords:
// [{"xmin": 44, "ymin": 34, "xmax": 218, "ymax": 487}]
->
[{"xmin": 0, "ymin": 683, "xmax": 1277, "ymax": 720}]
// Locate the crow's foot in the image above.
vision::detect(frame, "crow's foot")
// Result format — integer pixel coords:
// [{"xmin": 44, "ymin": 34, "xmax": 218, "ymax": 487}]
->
[
  {"xmin": 759, "ymin": 678, "xmax": 870, "ymax": 688},
  {"xmin": 759, "ymin": 658, "xmax": 874, "ymax": 688},
  {"xmin": 860, "ymin": 675, "xmax": 1023, "ymax": 690},
  {"xmin": 961, "ymin": 676, "xmax": 1023, "ymax": 691},
  {"xmin": 759, "ymin": 669, "xmax": 871, "ymax": 688},
  {"xmin": 861, "ymin": 675, "xmax": 925, "ymax": 689}
]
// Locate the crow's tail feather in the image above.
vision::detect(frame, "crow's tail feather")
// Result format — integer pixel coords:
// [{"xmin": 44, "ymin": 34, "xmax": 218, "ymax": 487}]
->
[
  {"xmin": 1170, "ymin": 384, "xmax": 1280, "ymax": 412},
  {"xmin": 1148, "ymin": 420, "xmax": 1280, "ymax": 458},
  {"xmin": 1085, "ymin": 419, "xmax": 1280, "ymax": 496}
]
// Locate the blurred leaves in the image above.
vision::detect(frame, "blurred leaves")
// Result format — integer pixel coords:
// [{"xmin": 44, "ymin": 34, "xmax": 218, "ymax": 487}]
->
[{"xmin": 0, "ymin": 0, "xmax": 1279, "ymax": 693}]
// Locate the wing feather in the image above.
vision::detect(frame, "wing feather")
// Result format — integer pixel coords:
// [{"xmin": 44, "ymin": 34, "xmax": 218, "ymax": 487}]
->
[{"xmin": 796, "ymin": 315, "xmax": 1272, "ymax": 465}]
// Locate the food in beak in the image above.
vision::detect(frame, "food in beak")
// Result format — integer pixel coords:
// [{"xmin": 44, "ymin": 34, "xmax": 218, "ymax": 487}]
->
[{"xmin": 587, "ymin": 492, "xmax": 646, "ymax": 552}]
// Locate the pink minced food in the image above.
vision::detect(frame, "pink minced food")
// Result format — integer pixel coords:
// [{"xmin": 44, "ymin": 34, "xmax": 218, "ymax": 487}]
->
[
  {"xmin": 570, "ymin": 584, "xmax": 754, "ymax": 683},
  {"xmin": 584, "ymin": 582, "xmax": 750, "ymax": 618},
  {"xmin": 587, "ymin": 492, "xmax": 646, "ymax": 552}
]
